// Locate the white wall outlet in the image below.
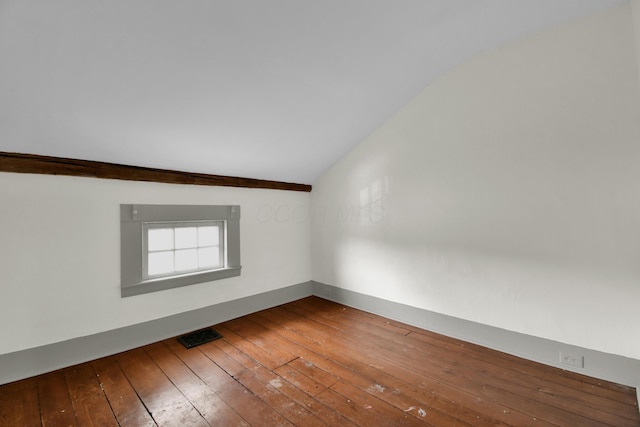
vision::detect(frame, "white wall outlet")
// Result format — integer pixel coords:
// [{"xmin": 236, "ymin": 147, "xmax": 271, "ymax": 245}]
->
[{"xmin": 560, "ymin": 351, "xmax": 584, "ymax": 368}]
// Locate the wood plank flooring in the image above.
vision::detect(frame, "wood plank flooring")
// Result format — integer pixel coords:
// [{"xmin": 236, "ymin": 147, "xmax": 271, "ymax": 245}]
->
[{"xmin": 0, "ymin": 296, "xmax": 638, "ymax": 426}]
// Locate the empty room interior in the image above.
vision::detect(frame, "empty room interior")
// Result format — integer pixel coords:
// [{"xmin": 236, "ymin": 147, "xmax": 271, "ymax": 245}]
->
[{"xmin": 1, "ymin": 0, "xmax": 640, "ymax": 425}]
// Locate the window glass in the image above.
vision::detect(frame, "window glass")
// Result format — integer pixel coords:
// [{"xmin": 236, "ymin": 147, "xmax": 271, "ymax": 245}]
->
[
  {"xmin": 198, "ymin": 226, "xmax": 219, "ymax": 246},
  {"xmin": 148, "ymin": 228, "xmax": 173, "ymax": 251},
  {"xmin": 148, "ymin": 251, "xmax": 174, "ymax": 276},
  {"xmin": 175, "ymin": 248, "xmax": 199, "ymax": 272},
  {"xmin": 199, "ymin": 246, "xmax": 220, "ymax": 268},
  {"xmin": 144, "ymin": 221, "xmax": 224, "ymax": 279},
  {"xmin": 175, "ymin": 227, "xmax": 197, "ymax": 249}
]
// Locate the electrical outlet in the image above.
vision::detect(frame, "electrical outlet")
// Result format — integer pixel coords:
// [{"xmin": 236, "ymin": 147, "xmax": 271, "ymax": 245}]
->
[{"xmin": 560, "ymin": 352, "xmax": 584, "ymax": 368}]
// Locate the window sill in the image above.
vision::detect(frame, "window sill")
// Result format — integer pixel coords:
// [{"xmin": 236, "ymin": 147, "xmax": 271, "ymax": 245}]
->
[{"xmin": 121, "ymin": 266, "xmax": 242, "ymax": 298}]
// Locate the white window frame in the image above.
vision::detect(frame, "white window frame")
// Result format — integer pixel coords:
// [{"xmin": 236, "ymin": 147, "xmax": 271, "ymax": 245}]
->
[
  {"xmin": 142, "ymin": 220, "xmax": 226, "ymax": 280},
  {"xmin": 121, "ymin": 204, "xmax": 241, "ymax": 298}
]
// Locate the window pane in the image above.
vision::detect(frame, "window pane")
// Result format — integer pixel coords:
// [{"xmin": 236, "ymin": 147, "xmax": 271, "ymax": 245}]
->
[
  {"xmin": 198, "ymin": 226, "xmax": 219, "ymax": 247},
  {"xmin": 175, "ymin": 249, "xmax": 198, "ymax": 272},
  {"xmin": 175, "ymin": 227, "xmax": 197, "ymax": 249},
  {"xmin": 148, "ymin": 228, "xmax": 173, "ymax": 251},
  {"xmin": 148, "ymin": 251, "xmax": 174, "ymax": 275},
  {"xmin": 198, "ymin": 247, "xmax": 221, "ymax": 268}
]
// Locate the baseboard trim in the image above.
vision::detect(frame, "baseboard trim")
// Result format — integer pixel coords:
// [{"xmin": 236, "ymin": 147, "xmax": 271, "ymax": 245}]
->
[
  {"xmin": 0, "ymin": 281, "xmax": 313, "ymax": 386},
  {"xmin": 311, "ymin": 281, "xmax": 640, "ymax": 391},
  {"xmin": 2, "ymin": 279, "xmax": 639, "ymax": 396}
]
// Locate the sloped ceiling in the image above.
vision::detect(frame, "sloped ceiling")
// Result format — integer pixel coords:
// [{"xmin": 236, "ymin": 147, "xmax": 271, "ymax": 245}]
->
[{"xmin": 0, "ymin": 0, "xmax": 626, "ymax": 184}]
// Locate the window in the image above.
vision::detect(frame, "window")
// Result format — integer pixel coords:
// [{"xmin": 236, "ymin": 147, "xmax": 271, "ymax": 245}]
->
[
  {"xmin": 121, "ymin": 204, "xmax": 241, "ymax": 297},
  {"xmin": 144, "ymin": 221, "xmax": 224, "ymax": 278}
]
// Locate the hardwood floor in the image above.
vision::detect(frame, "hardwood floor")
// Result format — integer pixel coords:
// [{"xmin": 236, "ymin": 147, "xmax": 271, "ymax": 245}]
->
[{"xmin": 0, "ymin": 296, "xmax": 638, "ymax": 426}]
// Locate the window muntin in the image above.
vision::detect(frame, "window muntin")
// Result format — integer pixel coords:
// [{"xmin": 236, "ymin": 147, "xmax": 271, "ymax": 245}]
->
[{"xmin": 143, "ymin": 221, "xmax": 224, "ymax": 279}]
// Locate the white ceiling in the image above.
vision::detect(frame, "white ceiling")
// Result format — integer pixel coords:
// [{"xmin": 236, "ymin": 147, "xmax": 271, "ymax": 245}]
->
[{"xmin": 0, "ymin": 0, "xmax": 626, "ymax": 184}]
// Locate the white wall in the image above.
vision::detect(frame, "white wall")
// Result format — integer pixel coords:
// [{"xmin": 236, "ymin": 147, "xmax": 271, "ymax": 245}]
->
[
  {"xmin": 0, "ymin": 173, "xmax": 310, "ymax": 355},
  {"xmin": 311, "ymin": 3, "xmax": 640, "ymax": 360},
  {"xmin": 633, "ymin": 0, "xmax": 640, "ymax": 88}
]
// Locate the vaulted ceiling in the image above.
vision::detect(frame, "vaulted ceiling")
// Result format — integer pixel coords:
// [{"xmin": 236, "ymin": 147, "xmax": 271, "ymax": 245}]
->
[{"xmin": 0, "ymin": 0, "xmax": 626, "ymax": 184}]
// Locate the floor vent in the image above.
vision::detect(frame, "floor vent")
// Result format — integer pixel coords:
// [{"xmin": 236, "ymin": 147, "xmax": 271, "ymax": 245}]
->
[{"xmin": 178, "ymin": 328, "xmax": 223, "ymax": 349}]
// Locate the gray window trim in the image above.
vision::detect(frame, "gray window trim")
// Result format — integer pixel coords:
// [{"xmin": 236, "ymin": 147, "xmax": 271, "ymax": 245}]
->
[{"xmin": 121, "ymin": 204, "xmax": 241, "ymax": 298}]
